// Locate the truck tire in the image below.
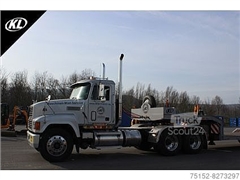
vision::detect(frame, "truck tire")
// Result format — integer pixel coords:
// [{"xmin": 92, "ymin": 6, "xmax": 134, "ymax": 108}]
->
[
  {"xmin": 39, "ymin": 128, "xmax": 73, "ymax": 162},
  {"xmin": 143, "ymin": 95, "xmax": 156, "ymax": 108},
  {"xmin": 155, "ymin": 129, "xmax": 182, "ymax": 156},
  {"xmin": 182, "ymin": 134, "xmax": 203, "ymax": 154}
]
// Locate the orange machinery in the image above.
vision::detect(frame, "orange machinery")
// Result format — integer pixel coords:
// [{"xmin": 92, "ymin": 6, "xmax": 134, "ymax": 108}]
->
[{"xmin": 1, "ymin": 104, "xmax": 28, "ymax": 130}]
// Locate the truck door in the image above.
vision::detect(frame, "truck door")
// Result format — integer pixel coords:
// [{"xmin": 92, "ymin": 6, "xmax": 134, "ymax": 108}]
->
[
  {"xmin": 69, "ymin": 82, "xmax": 91, "ymax": 125},
  {"xmin": 88, "ymin": 84, "xmax": 114, "ymax": 125}
]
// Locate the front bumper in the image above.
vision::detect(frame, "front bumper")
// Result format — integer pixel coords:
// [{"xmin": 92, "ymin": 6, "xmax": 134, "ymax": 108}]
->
[{"xmin": 27, "ymin": 131, "xmax": 40, "ymax": 149}]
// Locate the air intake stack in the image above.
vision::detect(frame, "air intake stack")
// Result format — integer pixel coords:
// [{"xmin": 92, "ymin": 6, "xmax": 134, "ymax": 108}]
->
[{"xmin": 117, "ymin": 54, "xmax": 124, "ymax": 127}]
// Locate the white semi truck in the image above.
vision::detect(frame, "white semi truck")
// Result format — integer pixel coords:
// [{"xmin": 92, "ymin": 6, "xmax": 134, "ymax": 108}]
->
[{"xmin": 27, "ymin": 54, "xmax": 240, "ymax": 162}]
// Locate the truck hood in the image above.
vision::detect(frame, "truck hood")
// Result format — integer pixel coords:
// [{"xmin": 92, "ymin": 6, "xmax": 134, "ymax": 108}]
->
[{"xmin": 31, "ymin": 99, "xmax": 85, "ymax": 118}]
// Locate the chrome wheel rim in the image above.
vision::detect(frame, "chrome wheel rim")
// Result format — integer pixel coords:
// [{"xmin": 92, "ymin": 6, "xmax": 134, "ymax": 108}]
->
[
  {"xmin": 46, "ymin": 135, "xmax": 67, "ymax": 156},
  {"xmin": 189, "ymin": 136, "xmax": 201, "ymax": 150},
  {"xmin": 165, "ymin": 135, "xmax": 179, "ymax": 151}
]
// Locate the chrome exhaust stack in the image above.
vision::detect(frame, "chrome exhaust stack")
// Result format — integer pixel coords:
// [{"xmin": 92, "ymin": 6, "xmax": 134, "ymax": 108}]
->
[
  {"xmin": 116, "ymin": 54, "xmax": 124, "ymax": 127},
  {"xmin": 102, "ymin": 63, "xmax": 105, "ymax": 79}
]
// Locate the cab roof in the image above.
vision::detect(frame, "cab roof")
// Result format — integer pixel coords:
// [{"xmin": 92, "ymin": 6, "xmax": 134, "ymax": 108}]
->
[{"xmin": 70, "ymin": 79, "xmax": 115, "ymax": 88}]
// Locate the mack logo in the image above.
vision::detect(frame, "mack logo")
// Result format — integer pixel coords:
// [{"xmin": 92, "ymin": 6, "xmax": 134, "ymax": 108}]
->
[
  {"xmin": 5, "ymin": 17, "xmax": 28, "ymax": 32},
  {"xmin": 97, "ymin": 107, "xmax": 104, "ymax": 114}
]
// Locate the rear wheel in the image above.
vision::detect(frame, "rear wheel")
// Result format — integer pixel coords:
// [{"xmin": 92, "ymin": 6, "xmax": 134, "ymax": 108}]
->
[
  {"xmin": 183, "ymin": 134, "xmax": 203, "ymax": 154},
  {"xmin": 155, "ymin": 129, "xmax": 182, "ymax": 156},
  {"xmin": 39, "ymin": 128, "xmax": 73, "ymax": 162}
]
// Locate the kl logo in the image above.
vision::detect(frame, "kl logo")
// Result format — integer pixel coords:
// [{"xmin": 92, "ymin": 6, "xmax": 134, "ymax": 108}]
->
[{"xmin": 5, "ymin": 17, "xmax": 28, "ymax": 32}]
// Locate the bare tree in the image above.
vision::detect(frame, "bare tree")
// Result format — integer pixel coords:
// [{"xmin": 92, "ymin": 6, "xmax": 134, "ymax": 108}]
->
[
  {"xmin": 68, "ymin": 69, "xmax": 95, "ymax": 86},
  {"xmin": 31, "ymin": 71, "xmax": 49, "ymax": 102},
  {"xmin": 169, "ymin": 89, "xmax": 179, "ymax": 107},
  {"xmin": 162, "ymin": 86, "xmax": 179, "ymax": 107},
  {"xmin": 79, "ymin": 69, "xmax": 95, "ymax": 80},
  {"xmin": 123, "ymin": 87, "xmax": 136, "ymax": 111},
  {"xmin": 211, "ymin": 95, "xmax": 223, "ymax": 115},
  {"xmin": 178, "ymin": 91, "xmax": 190, "ymax": 112},
  {"xmin": 165, "ymin": 86, "xmax": 173, "ymax": 102},
  {"xmin": 0, "ymin": 69, "xmax": 10, "ymax": 103},
  {"xmin": 2, "ymin": 67, "xmax": 237, "ymax": 120},
  {"xmin": 9, "ymin": 71, "xmax": 32, "ymax": 109},
  {"xmin": 57, "ymin": 76, "xmax": 71, "ymax": 99},
  {"xmin": 135, "ymin": 82, "xmax": 145, "ymax": 101},
  {"xmin": 202, "ymin": 98, "xmax": 214, "ymax": 116},
  {"xmin": 191, "ymin": 95, "xmax": 201, "ymax": 105},
  {"xmin": 46, "ymin": 75, "xmax": 59, "ymax": 99},
  {"xmin": 238, "ymin": 97, "xmax": 240, "ymax": 116},
  {"xmin": 68, "ymin": 71, "xmax": 79, "ymax": 85}
]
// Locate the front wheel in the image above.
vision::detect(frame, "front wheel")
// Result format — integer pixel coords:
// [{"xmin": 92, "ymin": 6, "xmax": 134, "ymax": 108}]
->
[
  {"xmin": 39, "ymin": 128, "xmax": 73, "ymax": 162},
  {"xmin": 155, "ymin": 129, "xmax": 182, "ymax": 156}
]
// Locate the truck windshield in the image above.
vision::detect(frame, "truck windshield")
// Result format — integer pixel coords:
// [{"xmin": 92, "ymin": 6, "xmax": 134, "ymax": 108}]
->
[{"xmin": 70, "ymin": 83, "xmax": 91, "ymax": 100}]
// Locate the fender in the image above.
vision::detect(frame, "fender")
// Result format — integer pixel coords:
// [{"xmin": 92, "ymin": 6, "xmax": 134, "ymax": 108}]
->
[
  {"xmin": 148, "ymin": 126, "xmax": 169, "ymax": 143},
  {"xmin": 32, "ymin": 114, "xmax": 81, "ymax": 137}
]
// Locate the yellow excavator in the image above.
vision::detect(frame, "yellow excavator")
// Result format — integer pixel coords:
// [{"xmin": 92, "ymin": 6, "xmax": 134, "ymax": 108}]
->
[{"xmin": 1, "ymin": 103, "xmax": 28, "ymax": 130}]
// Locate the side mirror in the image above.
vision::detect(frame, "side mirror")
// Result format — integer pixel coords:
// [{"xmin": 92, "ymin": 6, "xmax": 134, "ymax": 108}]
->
[{"xmin": 98, "ymin": 84, "xmax": 106, "ymax": 101}]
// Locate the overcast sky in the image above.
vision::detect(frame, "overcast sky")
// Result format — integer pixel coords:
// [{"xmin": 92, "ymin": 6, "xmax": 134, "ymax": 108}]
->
[{"xmin": 1, "ymin": 10, "xmax": 239, "ymax": 104}]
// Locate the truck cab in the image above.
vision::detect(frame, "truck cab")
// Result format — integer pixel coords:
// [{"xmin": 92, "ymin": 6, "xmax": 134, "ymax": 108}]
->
[{"xmin": 28, "ymin": 78, "xmax": 117, "ymax": 134}]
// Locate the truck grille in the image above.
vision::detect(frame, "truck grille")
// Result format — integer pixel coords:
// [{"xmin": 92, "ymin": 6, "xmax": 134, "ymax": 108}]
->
[
  {"xmin": 28, "ymin": 106, "xmax": 33, "ymax": 117},
  {"xmin": 28, "ymin": 106, "xmax": 33, "ymax": 130},
  {"xmin": 28, "ymin": 118, "xmax": 33, "ymax": 130}
]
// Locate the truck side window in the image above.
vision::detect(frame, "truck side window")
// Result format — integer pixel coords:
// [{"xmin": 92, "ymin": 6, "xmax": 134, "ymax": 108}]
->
[
  {"xmin": 91, "ymin": 85, "xmax": 99, "ymax": 100},
  {"xmin": 105, "ymin": 86, "xmax": 110, "ymax": 101},
  {"xmin": 91, "ymin": 85, "xmax": 110, "ymax": 101}
]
